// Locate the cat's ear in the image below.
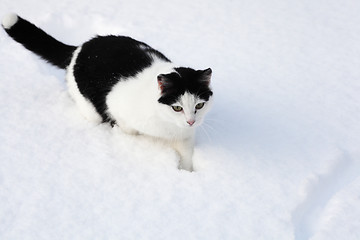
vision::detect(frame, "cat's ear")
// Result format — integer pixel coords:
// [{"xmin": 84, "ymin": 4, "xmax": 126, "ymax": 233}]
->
[
  {"xmin": 201, "ymin": 68, "xmax": 212, "ymax": 86},
  {"xmin": 157, "ymin": 74, "xmax": 170, "ymax": 93}
]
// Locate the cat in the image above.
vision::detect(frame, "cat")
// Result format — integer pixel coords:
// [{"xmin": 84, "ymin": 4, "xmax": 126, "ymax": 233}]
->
[{"xmin": 2, "ymin": 13, "xmax": 213, "ymax": 171}]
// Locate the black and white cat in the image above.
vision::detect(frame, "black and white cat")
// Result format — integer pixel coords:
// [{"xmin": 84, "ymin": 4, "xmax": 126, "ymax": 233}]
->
[{"xmin": 2, "ymin": 13, "xmax": 213, "ymax": 171}]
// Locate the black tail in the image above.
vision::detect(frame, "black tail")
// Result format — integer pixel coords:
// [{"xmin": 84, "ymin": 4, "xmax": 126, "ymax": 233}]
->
[{"xmin": 2, "ymin": 13, "xmax": 77, "ymax": 69}]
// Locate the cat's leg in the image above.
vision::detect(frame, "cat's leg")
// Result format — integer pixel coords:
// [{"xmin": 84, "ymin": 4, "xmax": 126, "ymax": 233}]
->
[
  {"xmin": 172, "ymin": 137, "xmax": 195, "ymax": 171},
  {"xmin": 66, "ymin": 47, "xmax": 103, "ymax": 124},
  {"xmin": 66, "ymin": 74, "xmax": 102, "ymax": 123}
]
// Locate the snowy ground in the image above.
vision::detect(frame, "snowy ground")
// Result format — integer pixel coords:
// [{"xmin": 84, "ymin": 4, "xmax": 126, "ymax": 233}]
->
[{"xmin": 1, "ymin": 0, "xmax": 360, "ymax": 239}]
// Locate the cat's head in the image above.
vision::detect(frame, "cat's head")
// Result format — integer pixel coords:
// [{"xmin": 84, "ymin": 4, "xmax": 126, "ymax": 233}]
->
[{"xmin": 157, "ymin": 67, "xmax": 213, "ymax": 128}]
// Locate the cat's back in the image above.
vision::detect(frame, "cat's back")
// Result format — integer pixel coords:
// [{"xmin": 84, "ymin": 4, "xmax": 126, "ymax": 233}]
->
[{"xmin": 75, "ymin": 35, "xmax": 170, "ymax": 79}]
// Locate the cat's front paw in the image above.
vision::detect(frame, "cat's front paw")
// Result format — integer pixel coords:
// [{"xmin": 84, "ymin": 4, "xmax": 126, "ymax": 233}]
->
[{"xmin": 179, "ymin": 161, "xmax": 193, "ymax": 172}]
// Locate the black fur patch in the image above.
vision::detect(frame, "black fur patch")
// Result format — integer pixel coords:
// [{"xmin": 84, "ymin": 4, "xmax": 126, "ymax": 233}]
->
[
  {"xmin": 157, "ymin": 67, "xmax": 213, "ymax": 105},
  {"xmin": 73, "ymin": 36, "xmax": 171, "ymax": 122}
]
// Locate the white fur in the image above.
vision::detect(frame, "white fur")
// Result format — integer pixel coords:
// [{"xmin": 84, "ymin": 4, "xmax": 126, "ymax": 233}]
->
[
  {"xmin": 2, "ymin": 13, "xmax": 18, "ymax": 29},
  {"xmin": 66, "ymin": 47, "xmax": 102, "ymax": 123}
]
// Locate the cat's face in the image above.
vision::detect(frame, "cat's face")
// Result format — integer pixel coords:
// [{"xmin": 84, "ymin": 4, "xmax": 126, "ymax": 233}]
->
[
  {"xmin": 157, "ymin": 68, "xmax": 213, "ymax": 128},
  {"xmin": 165, "ymin": 91, "xmax": 213, "ymax": 128}
]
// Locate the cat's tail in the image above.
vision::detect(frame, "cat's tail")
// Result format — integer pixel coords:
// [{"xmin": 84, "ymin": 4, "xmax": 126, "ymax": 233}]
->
[{"xmin": 2, "ymin": 13, "xmax": 77, "ymax": 69}]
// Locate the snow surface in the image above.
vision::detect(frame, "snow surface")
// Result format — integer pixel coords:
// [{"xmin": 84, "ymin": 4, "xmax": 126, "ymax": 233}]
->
[{"xmin": 1, "ymin": 0, "xmax": 360, "ymax": 239}]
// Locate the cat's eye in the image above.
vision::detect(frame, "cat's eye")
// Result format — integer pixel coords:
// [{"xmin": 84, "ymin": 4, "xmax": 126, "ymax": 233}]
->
[
  {"xmin": 172, "ymin": 106, "xmax": 183, "ymax": 112},
  {"xmin": 195, "ymin": 102, "xmax": 205, "ymax": 110}
]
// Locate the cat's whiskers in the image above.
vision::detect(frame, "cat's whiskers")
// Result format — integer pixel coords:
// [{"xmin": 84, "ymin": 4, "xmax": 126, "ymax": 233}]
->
[
  {"xmin": 199, "ymin": 125, "xmax": 211, "ymax": 142},
  {"xmin": 203, "ymin": 117, "xmax": 227, "ymax": 130},
  {"xmin": 199, "ymin": 120, "xmax": 219, "ymax": 142}
]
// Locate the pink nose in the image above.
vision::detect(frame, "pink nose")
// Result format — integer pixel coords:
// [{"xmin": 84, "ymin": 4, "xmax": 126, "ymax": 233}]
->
[{"xmin": 187, "ymin": 120, "xmax": 195, "ymax": 126}]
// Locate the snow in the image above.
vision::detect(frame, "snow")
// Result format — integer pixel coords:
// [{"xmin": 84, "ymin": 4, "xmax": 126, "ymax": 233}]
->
[{"xmin": 1, "ymin": 0, "xmax": 360, "ymax": 239}]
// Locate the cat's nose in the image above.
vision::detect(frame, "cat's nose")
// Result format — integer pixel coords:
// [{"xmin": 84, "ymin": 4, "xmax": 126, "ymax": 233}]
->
[{"xmin": 187, "ymin": 120, "xmax": 195, "ymax": 126}]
